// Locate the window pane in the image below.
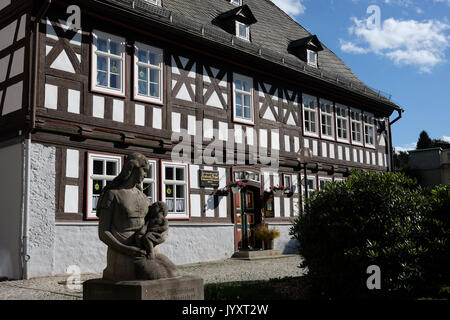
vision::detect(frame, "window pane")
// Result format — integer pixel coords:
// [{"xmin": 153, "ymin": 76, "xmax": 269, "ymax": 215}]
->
[
  {"xmin": 145, "ymin": 164, "xmax": 153, "ymax": 179},
  {"xmin": 109, "ymin": 41, "xmax": 119, "ymax": 55},
  {"xmin": 165, "ymin": 184, "xmax": 174, "ymax": 198},
  {"xmin": 150, "ymin": 69, "xmax": 159, "ymax": 83},
  {"xmin": 138, "ymin": 80, "xmax": 147, "ymax": 95},
  {"xmin": 93, "ymin": 160, "xmax": 103, "ymax": 175},
  {"xmin": 110, "ymin": 74, "xmax": 119, "ymax": 89},
  {"xmin": 143, "ymin": 183, "xmax": 153, "ymax": 202},
  {"xmin": 235, "ymin": 79, "xmax": 242, "ymax": 91},
  {"xmin": 244, "ymin": 94, "xmax": 251, "ymax": 107},
  {"xmin": 138, "ymin": 66, "xmax": 147, "ymax": 80},
  {"xmin": 166, "ymin": 199, "xmax": 174, "ymax": 212},
  {"xmin": 244, "ymin": 106, "xmax": 251, "ymax": 119},
  {"xmin": 149, "ymin": 52, "xmax": 159, "ymax": 66},
  {"xmin": 97, "ymin": 38, "xmax": 107, "ymax": 52},
  {"xmin": 150, "ymin": 83, "xmax": 159, "ymax": 98},
  {"xmin": 242, "ymin": 80, "xmax": 249, "ymax": 92},
  {"xmin": 93, "ymin": 179, "xmax": 103, "ymax": 194},
  {"xmin": 97, "ymin": 71, "xmax": 107, "ymax": 87},
  {"xmin": 97, "ymin": 56, "xmax": 107, "ymax": 71},
  {"xmin": 236, "ymin": 105, "xmax": 242, "ymax": 117},
  {"xmin": 106, "ymin": 161, "xmax": 116, "ymax": 176},
  {"xmin": 176, "ymin": 168, "xmax": 184, "ymax": 181},
  {"xmin": 239, "ymin": 24, "xmax": 247, "ymax": 38},
  {"xmin": 138, "ymin": 49, "xmax": 147, "ymax": 63},
  {"xmin": 165, "ymin": 167, "xmax": 174, "ymax": 180},
  {"xmin": 176, "ymin": 199, "xmax": 185, "ymax": 212},
  {"xmin": 110, "ymin": 59, "xmax": 120, "ymax": 74},
  {"xmin": 176, "ymin": 185, "xmax": 185, "ymax": 197}
]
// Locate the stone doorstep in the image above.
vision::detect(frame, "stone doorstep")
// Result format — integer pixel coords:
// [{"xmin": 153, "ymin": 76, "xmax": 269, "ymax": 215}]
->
[
  {"xmin": 83, "ymin": 275, "xmax": 204, "ymax": 300},
  {"xmin": 231, "ymin": 250, "xmax": 296, "ymax": 260}
]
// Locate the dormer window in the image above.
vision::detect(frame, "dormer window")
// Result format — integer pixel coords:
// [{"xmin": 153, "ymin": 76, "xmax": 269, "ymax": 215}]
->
[
  {"xmin": 143, "ymin": 0, "xmax": 159, "ymax": 5},
  {"xmin": 214, "ymin": 5, "xmax": 257, "ymax": 41},
  {"xmin": 236, "ymin": 21, "xmax": 249, "ymax": 41},
  {"xmin": 230, "ymin": 0, "xmax": 242, "ymax": 5},
  {"xmin": 307, "ymin": 49, "xmax": 318, "ymax": 67},
  {"xmin": 288, "ymin": 35, "xmax": 323, "ymax": 68}
]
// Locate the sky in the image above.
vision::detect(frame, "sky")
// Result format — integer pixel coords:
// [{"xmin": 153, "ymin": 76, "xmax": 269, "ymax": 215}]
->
[{"xmin": 271, "ymin": 0, "xmax": 450, "ymax": 152}]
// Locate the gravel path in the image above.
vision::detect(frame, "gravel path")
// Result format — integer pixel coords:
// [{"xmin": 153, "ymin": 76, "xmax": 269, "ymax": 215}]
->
[{"xmin": 0, "ymin": 256, "xmax": 304, "ymax": 300}]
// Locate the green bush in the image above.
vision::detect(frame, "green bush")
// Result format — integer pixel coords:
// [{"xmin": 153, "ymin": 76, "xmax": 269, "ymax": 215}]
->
[{"xmin": 289, "ymin": 171, "xmax": 448, "ymax": 299}]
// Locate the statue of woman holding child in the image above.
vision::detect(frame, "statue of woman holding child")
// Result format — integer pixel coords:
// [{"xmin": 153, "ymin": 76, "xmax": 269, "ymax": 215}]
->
[{"xmin": 96, "ymin": 152, "xmax": 179, "ymax": 281}]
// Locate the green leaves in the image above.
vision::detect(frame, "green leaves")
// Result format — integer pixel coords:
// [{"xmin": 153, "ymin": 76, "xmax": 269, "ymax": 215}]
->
[{"xmin": 290, "ymin": 171, "xmax": 450, "ymax": 299}]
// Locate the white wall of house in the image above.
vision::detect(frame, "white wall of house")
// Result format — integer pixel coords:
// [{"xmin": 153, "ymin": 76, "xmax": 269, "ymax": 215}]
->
[
  {"xmin": 268, "ymin": 223, "xmax": 299, "ymax": 254},
  {"xmin": 0, "ymin": 141, "xmax": 23, "ymax": 280}
]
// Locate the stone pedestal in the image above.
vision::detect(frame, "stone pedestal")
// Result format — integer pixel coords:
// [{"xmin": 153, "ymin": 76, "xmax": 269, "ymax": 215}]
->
[{"xmin": 83, "ymin": 275, "xmax": 204, "ymax": 300}]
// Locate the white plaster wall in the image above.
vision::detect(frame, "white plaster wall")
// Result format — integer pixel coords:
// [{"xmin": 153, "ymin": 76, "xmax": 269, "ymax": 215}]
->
[
  {"xmin": 27, "ymin": 143, "xmax": 56, "ymax": 278},
  {"xmin": 267, "ymin": 223, "xmax": 299, "ymax": 254},
  {"xmin": 0, "ymin": 142, "xmax": 23, "ymax": 280},
  {"xmin": 158, "ymin": 224, "xmax": 235, "ymax": 265},
  {"xmin": 54, "ymin": 224, "xmax": 107, "ymax": 275}
]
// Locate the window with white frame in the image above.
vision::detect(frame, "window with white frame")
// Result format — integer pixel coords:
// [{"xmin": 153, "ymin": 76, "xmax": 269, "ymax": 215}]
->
[
  {"xmin": 302, "ymin": 94, "xmax": 319, "ymax": 136},
  {"xmin": 319, "ymin": 177, "xmax": 332, "ymax": 191},
  {"xmin": 162, "ymin": 162, "xmax": 189, "ymax": 219},
  {"xmin": 364, "ymin": 112, "xmax": 375, "ymax": 147},
  {"xmin": 91, "ymin": 30, "xmax": 126, "ymax": 96},
  {"xmin": 301, "ymin": 175, "xmax": 317, "ymax": 200},
  {"xmin": 230, "ymin": 0, "xmax": 241, "ymax": 5},
  {"xmin": 320, "ymin": 99, "xmax": 334, "ymax": 139},
  {"xmin": 335, "ymin": 104, "xmax": 349, "ymax": 142},
  {"xmin": 283, "ymin": 174, "xmax": 292, "ymax": 189},
  {"xmin": 350, "ymin": 108, "xmax": 363, "ymax": 145},
  {"xmin": 87, "ymin": 153, "xmax": 122, "ymax": 219},
  {"xmin": 142, "ymin": 160, "xmax": 157, "ymax": 204},
  {"xmin": 235, "ymin": 21, "xmax": 250, "ymax": 41},
  {"xmin": 233, "ymin": 73, "xmax": 253, "ymax": 124},
  {"xmin": 307, "ymin": 49, "xmax": 318, "ymax": 67},
  {"xmin": 143, "ymin": 0, "xmax": 159, "ymax": 5},
  {"xmin": 134, "ymin": 42, "xmax": 163, "ymax": 104}
]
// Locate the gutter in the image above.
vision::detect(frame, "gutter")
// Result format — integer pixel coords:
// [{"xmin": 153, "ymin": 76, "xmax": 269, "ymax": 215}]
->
[
  {"xmin": 22, "ymin": 0, "xmax": 52, "ymax": 280},
  {"xmin": 388, "ymin": 108, "xmax": 404, "ymax": 172}
]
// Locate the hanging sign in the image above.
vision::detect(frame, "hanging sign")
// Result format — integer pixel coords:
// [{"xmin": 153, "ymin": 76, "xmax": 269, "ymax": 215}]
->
[{"xmin": 199, "ymin": 170, "xmax": 220, "ymax": 188}]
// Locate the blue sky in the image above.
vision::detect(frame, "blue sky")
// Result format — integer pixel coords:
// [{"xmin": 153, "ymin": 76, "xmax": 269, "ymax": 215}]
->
[{"xmin": 272, "ymin": 0, "xmax": 450, "ymax": 151}]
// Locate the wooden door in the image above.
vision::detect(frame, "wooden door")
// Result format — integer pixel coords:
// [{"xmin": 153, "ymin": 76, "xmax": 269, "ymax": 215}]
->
[{"xmin": 235, "ymin": 188, "xmax": 256, "ymax": 250}]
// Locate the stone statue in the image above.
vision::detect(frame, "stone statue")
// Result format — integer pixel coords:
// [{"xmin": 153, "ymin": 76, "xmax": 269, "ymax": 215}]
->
[{"xmin": 96, "ymin": 152, "xmax": 179, "ymax": 281}]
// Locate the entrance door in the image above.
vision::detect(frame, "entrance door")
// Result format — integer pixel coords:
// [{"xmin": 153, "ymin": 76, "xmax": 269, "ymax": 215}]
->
[{"xmin": 235, "ymin": 188, "xmax": 257, "ymax": 250}]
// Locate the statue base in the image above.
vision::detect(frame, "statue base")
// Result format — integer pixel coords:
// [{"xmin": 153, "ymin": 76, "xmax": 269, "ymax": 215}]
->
[{"xmin": 83, "ymin": 275, "xmax": 204, "ymax": 300}]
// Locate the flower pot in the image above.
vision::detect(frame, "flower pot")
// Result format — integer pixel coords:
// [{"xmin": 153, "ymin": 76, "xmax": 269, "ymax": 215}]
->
[
  {"xmin": 231, "ymin": 186, "xmax": 240, "ymax": 194},
  {"xmin": 264, "ymin": 240, "xmax": 274, "ymax": 250}
]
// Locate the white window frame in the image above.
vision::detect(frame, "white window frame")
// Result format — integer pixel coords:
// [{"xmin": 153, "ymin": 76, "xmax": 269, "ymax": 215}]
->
[
  {"xmin": 319, "ymin": 177, "xmax": 333, "ymax": 191},
  {"xmin": 302, "ymin": 94, "xmax": 319, "ymax": 137},
  {"xmin": 235, "ymin": 21, "xmax": 250, "ymax": 41},
  {"xmin": 134, "ymin": 42, "xmax": 164, "ymax": 104},
  {"xmin": 91, "ymin": 30, "xmax": 126, "ymax": 96},
  {"xmin": 320, "ymin": 99, "xmax": 335, "ymax": 140},
  {"xmin": 307, "ymin": 49, "xmax": 318, "ymax": 67},
  {"xmin": 350, "ymin": 107, "xmax": 363, "ymax": 146},
  {"xmin": 143, "ymin": 0, "xmax": 159, "ymax": 5},
  {"xmin": 364, "ymin": 112, "xmax": 376, "ymax": 149},
  {"xmin": 233, "ymin": 73, "xmax": 254, "ymax": 125},
  {"xmin": 230, "ymin": 0, "xmax": 242, "ymax": 6},
  {"xmin": 87, "ymin": 153, "xmax": 122, "ymax": 220},
  {"xmin": 142, "ymin": 160, "xmax": 157, "ymax": 204},
  {"xmin": 161, "ymin": 161, "xmax": 190, "ymax": 219},
  {"xmin": 335, "ymin": 103, "xmax": 350, "ymax": 143}
]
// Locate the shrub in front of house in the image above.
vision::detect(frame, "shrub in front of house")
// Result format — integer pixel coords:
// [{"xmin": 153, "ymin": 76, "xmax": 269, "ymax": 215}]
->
[{"xmin": 290, "ymin": 171, "xmax": 434, "ymax": 299}]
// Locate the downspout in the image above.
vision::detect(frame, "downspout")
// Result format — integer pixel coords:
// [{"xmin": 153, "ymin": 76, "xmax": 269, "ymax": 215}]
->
[
  {"xmin": 387, "ymin": 108, "xmax": 404, "ymax": 172},
  {"xmin": 22, "ymin": 0, "xmax": 52, "ymax": 280}
]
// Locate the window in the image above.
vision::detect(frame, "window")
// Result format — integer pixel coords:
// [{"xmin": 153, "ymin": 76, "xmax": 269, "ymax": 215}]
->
[
  {"xmin": 307, "ymin": 49, "xmax": 318, "ymax": 67},
  {"xmin": 364, "ymin": 112, "xmax": 375, "ymax": 147},
  {"xmin": 320, "ymin": 99, "xmax": 334, "ymax": 139},
  {"xmin": 350, "ymin": 108, "xmax": 363, "ymax": 145},
  {"xmin": 284, "ymin": 174, "xmax": 292, "ymax": 189},
  {"xmin": 335, "ymin": 104, "xmax": 349, "ymax": 143},
  {"xmin": 302, "ymin": 94, "xmax": 319, "ymax": 136},
  {"xmin": 134, "ymin": 42, "xmax": 163, "ymax": 104},
  {"xmin": 142, "ymin": 160, "xmax": 157, "ymax": 204},
  {"xmin": 235, "ymin": 21, "xmax": 249, "ymax": 41},
  {"xmin": 87, "ymin": 153, "xmax": 122, "ymax": 219},
  {"xmin": 319, "ymin": 177, "xmax": 332, "ymax": 191},
  {"xmin": 301, "ymin": 175, "xmax": 317, "ymax": 200},
  {"xmin": 143, "ymin": 0, "xmax": 159, "ymax": 5},
  {"xmin": 91, "ymin": 30, "xmax": 126, "ymax": 96},
  {"xmin": 162, "ymin": 162, "xmax": 189, "ymax": 219},
  {"xmin": 233, "ymin": 73, "xmax": 254, "ymax": 124},
  {"xmin": 230, "ymin": 0, "xmax": 241, "ymax": 5}
]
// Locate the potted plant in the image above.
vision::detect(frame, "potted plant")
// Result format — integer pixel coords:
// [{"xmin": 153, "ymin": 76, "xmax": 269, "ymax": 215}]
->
[
  {"xmin": 270, "ymin": 185, "xmax": 287, "ymax": 196},
  {"xmin": 226, "ymin": 180, "xmax": 246, "ymax": 194},
  {"xmin": 255, "ymin": 224, "xmax": 281, "ymax": 250}
]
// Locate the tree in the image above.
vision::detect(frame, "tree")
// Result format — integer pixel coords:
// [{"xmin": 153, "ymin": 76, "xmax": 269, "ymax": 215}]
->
[{"xmin": 416, "ymin": 131, "xmax": 433, "ymax": 150}]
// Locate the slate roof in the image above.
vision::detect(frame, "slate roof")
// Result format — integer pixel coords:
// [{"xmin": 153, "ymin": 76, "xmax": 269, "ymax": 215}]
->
[{"xmin": 99, "ymin": 0, "xmax": 398, "ymax": 108}]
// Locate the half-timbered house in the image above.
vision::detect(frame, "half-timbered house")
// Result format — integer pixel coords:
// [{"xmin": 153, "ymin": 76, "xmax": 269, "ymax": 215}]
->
[{"xmin": 0, "ymin": 0, "xmax": 403, "ymax": 279}]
